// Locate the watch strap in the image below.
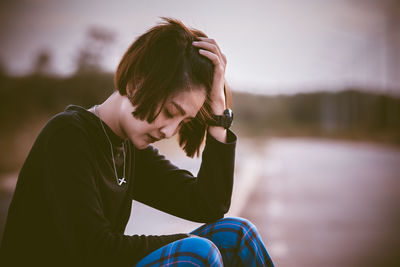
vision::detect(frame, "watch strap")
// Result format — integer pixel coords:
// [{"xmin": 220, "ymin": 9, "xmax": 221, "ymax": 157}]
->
[{"xmin": 209, "ymin": 109, "xmax": 233, "ymax": 129}]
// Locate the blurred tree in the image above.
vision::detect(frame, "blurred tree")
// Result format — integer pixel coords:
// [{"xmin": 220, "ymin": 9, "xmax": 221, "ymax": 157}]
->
[
  {"xmin": 75, "ymin": 26, "xmax": 115, "ymax": 74},
  {"xmin": 32, "ymin": 49, "xmax": 53, "ymax": 75},
  {"xmin": 0, "ymin": 60, "xmax": 6, "ymax": 77},
  {"xmin": 385, "ymin": 0, "xmax": 400, "ymax": 91}
]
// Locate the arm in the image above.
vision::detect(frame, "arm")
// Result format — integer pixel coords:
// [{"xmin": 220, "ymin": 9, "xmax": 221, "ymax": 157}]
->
[
  {"xmin": 131, "ymin": 36, "xmax": 236, "ymax": 222},
  {"xmin": 43, "ymin": 125, "xmax": 188, "ymax": 266},
  {"xmin": 132, "ymin": 129, "xmax": 236, "ymax": 223}
]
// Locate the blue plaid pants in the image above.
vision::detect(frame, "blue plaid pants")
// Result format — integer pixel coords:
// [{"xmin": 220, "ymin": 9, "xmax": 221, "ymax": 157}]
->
[{"xmin": 134, "ymin": 217, "xmax": 274, "ymax": 266}]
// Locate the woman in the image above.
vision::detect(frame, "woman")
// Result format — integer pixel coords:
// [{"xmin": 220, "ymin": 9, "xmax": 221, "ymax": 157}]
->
[{"xmin": 0, "ymin": 18, "xmax": 274, "ymax": 267}]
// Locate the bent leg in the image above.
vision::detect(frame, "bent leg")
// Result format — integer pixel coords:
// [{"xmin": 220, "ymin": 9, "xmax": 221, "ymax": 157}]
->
[
  {"xmin": 134, "ymin": 236, "xmax": 223, "ymax": 267},
  {"xmin": 190, "ymin": 217, "xmax": 274, "ymax": 267}
]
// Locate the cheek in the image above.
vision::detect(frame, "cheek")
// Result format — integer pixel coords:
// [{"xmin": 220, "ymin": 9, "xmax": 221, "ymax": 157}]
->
[
  {"xmin": 120, "ymin": 112, "xmax": 138, "ymax": 137},
  {"xmin": 124, "ymin": 114, "xmax": 154, "ymax": 136}
]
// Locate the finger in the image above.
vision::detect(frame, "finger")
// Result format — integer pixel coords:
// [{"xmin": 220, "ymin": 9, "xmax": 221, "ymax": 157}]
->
[
  {"xmin": 199, "ymin": 49, "xmax": 224, "ymax": 72},
  {"xmin": 221, "ymin": 53, "xmax": 227, "ymax": 65},
  {"xmin": 192, "ymin": 41, "xmax": 224, "ymax": 66},
  {"xmin": 193, "ymin": 42, "xmax": 226, "ymax": 68},
  {"xmin": 196, "ymin": 37, "xmax": 222, "ymax": 55},
  {"xmin": 192, "ymin": 41, "xmax": 217, "ymax": 53},
  {"xmin": 196, "ymin": 37, "xmax": 226, "ymax": 65},
  {"xmin": 196, "ymin": 36, "xmax": 216, "ymax": 44}
]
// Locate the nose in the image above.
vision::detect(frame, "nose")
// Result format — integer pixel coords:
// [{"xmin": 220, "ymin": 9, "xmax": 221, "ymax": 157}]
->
[{"xmin": 159, "ymin": 121, "xmax": 180, "ymax": 139}]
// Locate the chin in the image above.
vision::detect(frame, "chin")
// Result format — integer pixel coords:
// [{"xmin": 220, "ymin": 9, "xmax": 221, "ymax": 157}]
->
[
  {"xmin": 126, "ymin": 134, "xmax": 147, "ymax": 149},
  {"xmin": 134, "ymin": 141, "xmax": 151, "ymax": 150}
]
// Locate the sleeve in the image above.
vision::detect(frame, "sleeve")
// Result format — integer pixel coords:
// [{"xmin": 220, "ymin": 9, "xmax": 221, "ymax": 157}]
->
[
  {"xmin": 132, "ymin": 129, "xmax": 237, "ymax": 223},
  {"xmin": 43, "ymin": 125, "xmax": 189, "ymax": 267}
]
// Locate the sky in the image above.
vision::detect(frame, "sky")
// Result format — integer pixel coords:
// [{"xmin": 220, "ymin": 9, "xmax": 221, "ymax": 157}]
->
[{"xmin": 0, "ymin": 0, "xmax": 399, "ymax": 95}]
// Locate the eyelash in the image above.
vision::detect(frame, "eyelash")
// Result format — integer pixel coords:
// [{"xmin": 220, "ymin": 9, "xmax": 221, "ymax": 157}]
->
[
  {"xmin": 164, "ymin": 108, "xmax": 192, "ymax": 124},
  {"xmin": 164, "ymin": 109, "xmax": 173, "ymax": 118}
]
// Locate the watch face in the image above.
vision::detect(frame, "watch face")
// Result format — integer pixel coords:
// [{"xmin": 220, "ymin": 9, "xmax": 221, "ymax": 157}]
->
[
  {"xmin": 223, "ymin": 109, "xmax": 233, "ymax": 129},
  {"xmin": 224, "ymin": 108, "xmax": 233, "ymax": 119}
]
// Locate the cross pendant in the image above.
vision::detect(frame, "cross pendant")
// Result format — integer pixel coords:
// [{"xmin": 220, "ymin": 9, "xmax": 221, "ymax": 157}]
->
[{"xmin": 118, "ymin": 177, "xmax": 126, "ymax": 186}]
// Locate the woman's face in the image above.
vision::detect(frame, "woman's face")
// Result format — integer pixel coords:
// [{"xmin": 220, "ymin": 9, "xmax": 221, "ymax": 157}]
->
[{"xmin": 118, "ymin": 86, "xmax": 207, "ymax": 149}]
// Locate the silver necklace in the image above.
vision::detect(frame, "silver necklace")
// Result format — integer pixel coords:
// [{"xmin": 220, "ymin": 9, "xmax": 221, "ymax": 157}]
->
[{"xmin": 93, "ymin": 105, "xmax": 127, "ymax": 186}]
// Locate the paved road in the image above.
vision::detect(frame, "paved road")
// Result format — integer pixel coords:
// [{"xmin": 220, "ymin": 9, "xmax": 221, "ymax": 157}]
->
[
  {"xmin": 241, "ymin": 138, "xmax": 400, "ymax": 267},
  {"xmin": 126, "ymin": 137, "xmax": 400, "ymax": 266}
]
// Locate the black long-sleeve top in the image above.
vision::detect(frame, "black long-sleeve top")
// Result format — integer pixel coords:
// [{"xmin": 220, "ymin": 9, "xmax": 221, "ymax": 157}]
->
[{"xmin": 0, "ymin": 105, "xmax": 236, "ymax": 267}]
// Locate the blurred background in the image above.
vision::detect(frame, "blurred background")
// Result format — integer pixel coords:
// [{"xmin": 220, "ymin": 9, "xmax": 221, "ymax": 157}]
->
[{"xmin": 1, "ymin": 0, "xmax": 399, "ymax": 266}]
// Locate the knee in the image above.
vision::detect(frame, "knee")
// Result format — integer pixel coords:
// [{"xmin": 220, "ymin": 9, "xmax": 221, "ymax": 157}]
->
[
  {"xmin": 223, "ymin": 216, "xmax": 255, "ymax": 226},
  {"xmin": 219, "ymin": 216, "xmax": 260, "ymax": 238},
  {"xmin": 183, "ymin": 237, "xmax": 222, "ymax": 266},
  {"xmin": 222, "ymin": 216, "xmax": 258, "ymax": 230}
]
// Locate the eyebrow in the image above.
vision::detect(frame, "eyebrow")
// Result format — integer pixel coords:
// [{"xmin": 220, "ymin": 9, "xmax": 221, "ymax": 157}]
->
[{"xmin": 171, "ymin": 101, "xmax": 194, "ymax": 118}]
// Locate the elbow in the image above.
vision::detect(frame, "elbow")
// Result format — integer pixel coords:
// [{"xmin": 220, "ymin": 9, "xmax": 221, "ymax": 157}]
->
[
  {"xmin": 204, "ymin": 200, "xmax": 231, "ymax": 223},
  {"xmin": 219, "ymin": 198, "xmax": 231, "ymax": 216}
]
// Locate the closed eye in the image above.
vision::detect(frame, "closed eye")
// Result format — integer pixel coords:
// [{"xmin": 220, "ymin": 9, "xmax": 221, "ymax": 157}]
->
[
  {"xmin": 164, "ymin": 107, "xmax": 192, "ymax": 124},
  {"xmin": 164, "ymin": 108, "xmax": 173, "ymax": 118}
]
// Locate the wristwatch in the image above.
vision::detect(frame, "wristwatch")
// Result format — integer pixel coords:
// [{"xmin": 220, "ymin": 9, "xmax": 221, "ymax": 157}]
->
[{"xmin": 208, "ymin": 108, "xmax": 234, "ymax": 129}]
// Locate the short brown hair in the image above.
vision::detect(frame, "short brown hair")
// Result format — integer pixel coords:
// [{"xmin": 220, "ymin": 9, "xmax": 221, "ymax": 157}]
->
[{"xmin": 115, "ymin": 17, "xmax": 229, "ymax": 157}]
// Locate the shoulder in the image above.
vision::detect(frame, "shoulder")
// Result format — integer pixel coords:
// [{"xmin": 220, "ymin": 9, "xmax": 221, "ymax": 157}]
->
[
  {"xmin": 38, "ymin": 105, "xmax": 93, "ymax": 146},
  {"xmin": 46, "ymin": 105, "xmax": 89, "ymax": 129}
]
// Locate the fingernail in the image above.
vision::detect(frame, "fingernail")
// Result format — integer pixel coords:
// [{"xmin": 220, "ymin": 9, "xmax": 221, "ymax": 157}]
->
[{"xmin": 192, "ymin": 41, "xmax": 198, "ymax": 45}]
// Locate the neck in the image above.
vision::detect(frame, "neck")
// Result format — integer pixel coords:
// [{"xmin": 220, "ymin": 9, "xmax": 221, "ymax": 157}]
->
[{"xmin": 94, "ymin": 91, "xmax": 126, "ymax": 140}]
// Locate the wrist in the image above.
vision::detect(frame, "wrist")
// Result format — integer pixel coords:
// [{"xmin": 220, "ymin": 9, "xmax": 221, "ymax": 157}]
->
[
  {"xmin": 210, "ymin": 99, "xmax": 226, "ymax": 115},
  {"xmin": 208, "ymin": 126, "xmax": 227, "ymax": 143},
  {"xmin": 208, "ymin": 108, "xmax": 233, "ymax": 130}
]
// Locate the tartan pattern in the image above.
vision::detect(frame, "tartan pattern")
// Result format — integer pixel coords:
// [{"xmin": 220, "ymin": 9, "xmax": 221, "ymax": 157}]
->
[
  {"xmin": 135, "ymin": 236, "xmax": 223, "ymax": 267},
  {"xmin": 134, "ymin": 217, "xmax": 274, "ymax": 267}
]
